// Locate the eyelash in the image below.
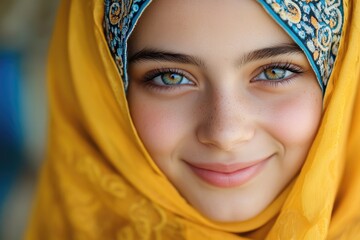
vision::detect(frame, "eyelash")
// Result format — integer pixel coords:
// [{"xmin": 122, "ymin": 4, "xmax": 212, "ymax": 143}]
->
[
  {"xmin": 252, "ymin": 62, "xmax": 304, "ymax": 87},
  {"xmin": 142, "ymin": 68, "xmax": 194, "ymax": 90},
  {"xmin": 140, "ymin": 62, "xmax": 304, "ymax": 90}
]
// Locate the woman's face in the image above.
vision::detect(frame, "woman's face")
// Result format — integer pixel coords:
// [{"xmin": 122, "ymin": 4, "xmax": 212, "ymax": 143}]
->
[{"xmin": 127, "ymin": 0, "xmax": 322, "ymax": 222}]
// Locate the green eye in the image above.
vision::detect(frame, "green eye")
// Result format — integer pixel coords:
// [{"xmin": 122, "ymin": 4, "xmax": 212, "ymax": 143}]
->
[
  {"xmin": 264, "ymin": 68, "xmax": 287, "ymax": 80},
  {"xmin": 255, "ymin": 67, "xmax": 294, "ymax": 81},
  {"xmin": 152, "ymin": 72, "xmax": 193, "ymax": 86},
  {"xmin": 162, "ymin": 73, "xmax": 184, "ymax": 85}
]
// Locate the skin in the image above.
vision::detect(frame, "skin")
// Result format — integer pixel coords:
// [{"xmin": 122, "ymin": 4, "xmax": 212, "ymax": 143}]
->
[{"xmin": 126, "ymin": 0, "xmax": 323, "ymax": 222}]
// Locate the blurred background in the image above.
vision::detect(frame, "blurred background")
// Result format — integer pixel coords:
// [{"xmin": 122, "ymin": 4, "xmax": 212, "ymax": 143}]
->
[{"xmin": 0, "ymin": 0, "xmax": 59, "ymax": 239}]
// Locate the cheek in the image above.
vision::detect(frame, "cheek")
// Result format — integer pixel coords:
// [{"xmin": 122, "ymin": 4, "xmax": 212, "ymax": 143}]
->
[
  {"xmin": 128, "ymin": 97, "xmax": 191, "ymax": 159},
  {"xmin": 268, "ymin": 91, "xmax": 322, "ymax": 147}
]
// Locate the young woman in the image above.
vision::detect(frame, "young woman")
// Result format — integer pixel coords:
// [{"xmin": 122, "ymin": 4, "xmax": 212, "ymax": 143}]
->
[{"xmin": 26, "ymin": 0, "xmax": 360, "ymax": 239}]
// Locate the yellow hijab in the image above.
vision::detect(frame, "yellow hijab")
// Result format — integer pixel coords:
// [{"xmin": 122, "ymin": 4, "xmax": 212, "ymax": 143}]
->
[{"xmin": 26, "ymin": 0, "xmax": 360, "ymax": 239}]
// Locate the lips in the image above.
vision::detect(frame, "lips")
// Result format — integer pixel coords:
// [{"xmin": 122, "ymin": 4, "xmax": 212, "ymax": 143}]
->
[{"xmin": 186, "ymin": 157, "xmax": 270, "ymax": 188}]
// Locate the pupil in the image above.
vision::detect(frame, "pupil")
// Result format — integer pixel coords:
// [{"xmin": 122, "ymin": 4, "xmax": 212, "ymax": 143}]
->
[
  {"xmin": 162, "ymin": 73, "xmax": 182, "ymax": 85},
  {"xmin": 265, "ymin": 68, "xmax": 285, "ymax": 80}
]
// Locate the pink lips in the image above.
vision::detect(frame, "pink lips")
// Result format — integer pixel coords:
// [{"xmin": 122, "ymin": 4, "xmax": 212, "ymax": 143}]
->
[{"xmin": 187, "ymin": 157, "xmax": 269, "ymax": 188}]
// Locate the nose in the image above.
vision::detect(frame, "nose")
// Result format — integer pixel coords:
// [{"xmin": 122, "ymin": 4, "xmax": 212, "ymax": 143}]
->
[{"xmin": 196, "ymin": 91, "xmax": 255, "ymax": 151}]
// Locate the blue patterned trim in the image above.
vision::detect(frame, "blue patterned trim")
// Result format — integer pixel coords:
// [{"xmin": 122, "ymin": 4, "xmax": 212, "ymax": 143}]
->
[
  {"xmin": 104, "ymin": 0, "xmax": 152, "ymax": 89},
  {"xmin": 103, "ymin": 0, "xmax": 344, "ymax": 93},
  {"xmin": 257, "ymin": 0, "xmax": 344, "ymax": 92}
]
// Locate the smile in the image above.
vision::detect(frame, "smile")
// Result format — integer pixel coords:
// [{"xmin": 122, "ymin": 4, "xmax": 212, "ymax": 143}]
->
[{"xmin": 186, "ymin": 156, "xmax": 271, "ymax": 188}]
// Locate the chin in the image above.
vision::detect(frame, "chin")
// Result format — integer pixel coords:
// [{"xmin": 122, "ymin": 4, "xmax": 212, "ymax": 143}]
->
[{"xmin": 194, "ymin": 200, "xmax": 268, "ymax": 223}]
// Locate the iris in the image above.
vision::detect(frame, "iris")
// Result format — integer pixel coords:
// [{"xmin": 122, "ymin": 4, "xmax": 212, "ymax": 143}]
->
[{"xmin": 161, "ymin": 73, "xmax": 184, "ymax": 85}]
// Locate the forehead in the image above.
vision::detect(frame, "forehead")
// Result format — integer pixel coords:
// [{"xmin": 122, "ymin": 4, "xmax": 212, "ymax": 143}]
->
[{"xmin": 129, "ymin": 0, "xmax": 293, "ymax": 53}]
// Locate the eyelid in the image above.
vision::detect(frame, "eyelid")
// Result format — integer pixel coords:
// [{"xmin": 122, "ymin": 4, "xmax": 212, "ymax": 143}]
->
[
  {"xmin": 143, "ymin": 68, "xmax": 197, "ymax": 85},
  {"xmin": 247, "ymin": 62, "xmax": 306, "ymax": 89},
  {"xmin": 251, "ymin": 62, "xmax": 304, "ymax": 80}
]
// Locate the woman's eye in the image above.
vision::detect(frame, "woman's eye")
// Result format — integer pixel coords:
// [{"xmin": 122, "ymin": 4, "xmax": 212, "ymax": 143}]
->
[
  {"xmin": 254, "ymin": 67, "xmax": 294, "ymax": 81},
  {"xmin": 152, "ymin": 72, "xmax": 193, "ymax": 86}
]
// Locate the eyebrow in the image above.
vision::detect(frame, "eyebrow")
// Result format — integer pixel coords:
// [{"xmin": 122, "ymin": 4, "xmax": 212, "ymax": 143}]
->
[
  {"xmin": 238, "ymin": 43, "xmax": 303, "ymax": 66},
  {"xmin": 129, "ymin": 49, "xmax": 205, "ymax": 67},
  {"xmin": 128, "ymin": 43, "xmax": 303, "ymax": 67}
]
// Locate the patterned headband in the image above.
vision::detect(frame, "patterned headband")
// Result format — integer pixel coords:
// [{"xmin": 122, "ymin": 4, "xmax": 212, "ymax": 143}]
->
[{"xmin": 103, "ymin": 0, "xmax": 344, "ymax": 92}]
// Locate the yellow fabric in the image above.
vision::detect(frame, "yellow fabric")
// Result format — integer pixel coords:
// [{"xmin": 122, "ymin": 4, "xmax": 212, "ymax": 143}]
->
[{"xmin": 26, "ymin": 0, "xmax": 360, "ymax": 239}]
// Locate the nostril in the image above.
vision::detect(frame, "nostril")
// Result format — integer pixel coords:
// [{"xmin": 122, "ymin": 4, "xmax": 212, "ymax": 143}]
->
[
  {"xmin": 196, "ymin": 121, "xmax": 255, "ymax": 151},
  {"xmin": 196, "ymin": 90, "xmax": 255, "ymax": 151}
]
